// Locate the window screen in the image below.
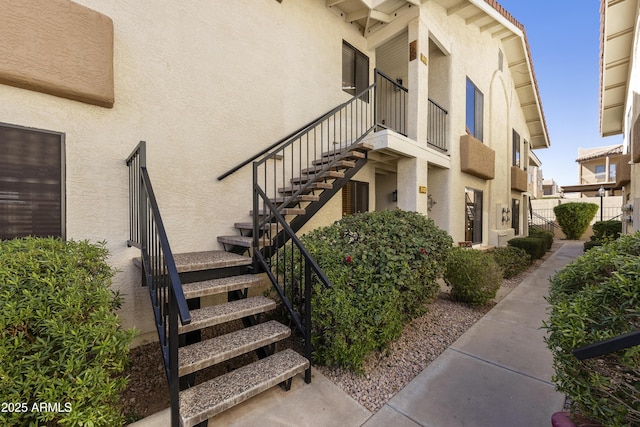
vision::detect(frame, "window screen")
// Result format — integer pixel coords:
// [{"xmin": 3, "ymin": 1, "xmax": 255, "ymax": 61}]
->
[{"xmin": 0, "ymin": 124, "xmax": 64, "ymax": 240}]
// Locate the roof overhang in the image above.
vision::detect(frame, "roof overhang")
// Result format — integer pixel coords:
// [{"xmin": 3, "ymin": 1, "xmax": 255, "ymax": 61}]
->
[
  {"xmin": 326, "ymin": 0, "xmax": 420, "ymax": 35},
  {"xmin": 439, "ymin": 0, "xmax": 550, "ymax": 149},
  {"xmin": 600, "ymin": 0, "xmax": 639, "ymax": 136},
  {"xmin": 327, "ymin": 0, "xmax": 550, "ymax": 149},
  {"xmin": 561, "ymin": 182, "xmax": 620, "ymax": 193}
]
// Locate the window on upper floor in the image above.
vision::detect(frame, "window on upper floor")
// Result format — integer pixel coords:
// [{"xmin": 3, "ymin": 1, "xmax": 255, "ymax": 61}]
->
[
  {"xmin": 595, "ymin": 164, "xmax": 606, "ymax": 182},
  {"xmin": 342, "ymin": 41, "xmax": 369, "ymax": 97},
  {"xmin": 512, "ymin": 130, "xmax": 521, "ymax": 167},
  {"xmin": 465, "ymin": 78, "xmax": 484, "ymax": 142},
  {"xmin": 0, "ymin": 123, "xmax": 65, "ymax": 240}
]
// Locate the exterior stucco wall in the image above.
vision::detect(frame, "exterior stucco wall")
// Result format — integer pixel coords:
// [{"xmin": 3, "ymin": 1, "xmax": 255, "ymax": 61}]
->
[
  {"xmin": 0, "ymin": 0, "xmax": 114, "ymax": 107},
  {"xmin": 2, "ymin": 0, "xmax": 545, "ymax": 343},
  {"xmin": 423, "ymin": 2, "xmax": 536, "ymax": 246},
  {"xmin": 0, "ymin": 0, "xmax": 374, "ymax": 344}
]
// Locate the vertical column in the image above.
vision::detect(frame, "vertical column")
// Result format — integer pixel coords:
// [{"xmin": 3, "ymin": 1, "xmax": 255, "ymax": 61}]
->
[
  {"xmin": 407, "ymin": 16, "xmax": 429, "ymax": 143},
  {"xmin": 397, "ymin": 157, "xmax": 429, "ymax": 214}
]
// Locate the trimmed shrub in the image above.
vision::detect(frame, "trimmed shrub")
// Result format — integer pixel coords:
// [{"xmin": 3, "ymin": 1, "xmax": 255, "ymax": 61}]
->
[
  {"xmin": 507, "ymin": 236, "xmax": 546, "ymax": 260},
  {"xmin": 585, "ymin": 220, "xmax": 623, "ymax": 252},
  {"xmin": 545, "ymin": 233, "xmax": 640, "ymax": 426},
  {"xmin": 529, "ymin": 228, "xmax": 554, "ymax": 250},
  {"xmin": 592, "ymin": 220, "xmax": 622, "ymax": 239},
  {"xmin": 553, "ymin": 202, "xmax": 599, "ymax": 239},
  {"xmin": 444, "ymin": 247, "xmax": 502, "ymax": 306},
  {"xmin": 0, "ymin": 237, "xmax": 135, "ymax": 427},
  {"xmin": 488, "ymin": 246, "xmax": 531, "ymax": 279},
  {"xmin": 301, "ymin": 209, "xmax": 453, "ymax": 371}
]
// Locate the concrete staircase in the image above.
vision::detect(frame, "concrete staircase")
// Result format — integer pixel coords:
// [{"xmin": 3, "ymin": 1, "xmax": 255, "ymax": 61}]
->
[
  {"xmin": 217, "ymin": 142, "xmax": 372, "ymax": 254},
  {"xmin": 134, "ymin": 143, "xmax": 371, "ymax": 426},
  {"xmin": 139, "ymin": 250, "xmax": 309, "ymax": 427}
]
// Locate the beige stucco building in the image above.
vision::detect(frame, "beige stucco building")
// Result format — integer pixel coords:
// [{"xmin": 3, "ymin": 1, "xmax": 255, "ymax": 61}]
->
[
  {"xmin": 0, "ymin": 0, "xmax": 550, "ymax": 422},
  {"xmin": 0, "ymin": 0, "xmax": 550, "ymax": 341},
  {"xmin": 599, "ymin": 0, "xmax": 639, "ymax": 234}
]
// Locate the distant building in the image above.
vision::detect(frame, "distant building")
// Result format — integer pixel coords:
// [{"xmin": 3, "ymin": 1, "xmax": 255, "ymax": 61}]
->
[
  {"xmin": 528, "ymin": 150, "xmax": 543, "ymax": 199},
  {"xmin": 560, "ymin": 144, "xmax": 628, "ymax": 197},
  {"xmin": 542, "ymin": 179, "xmax": 560, "ymax": 197}
]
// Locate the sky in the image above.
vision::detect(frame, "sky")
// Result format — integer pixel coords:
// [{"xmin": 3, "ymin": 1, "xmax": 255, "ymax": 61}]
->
[{"xmin": 495, "ymin": 0, "xmax": 622, "ymax": 187}]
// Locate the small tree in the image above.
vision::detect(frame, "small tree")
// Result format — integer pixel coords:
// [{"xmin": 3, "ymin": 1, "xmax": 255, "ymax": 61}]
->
[{"xmin": 553, "ymin": 202, "xmax": 599, "ymax": 239}]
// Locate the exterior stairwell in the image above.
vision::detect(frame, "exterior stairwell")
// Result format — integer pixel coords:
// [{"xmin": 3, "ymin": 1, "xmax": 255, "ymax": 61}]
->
[{"xmin": 126, "ymin": 82, "xmax": 380, "ymax": 426}]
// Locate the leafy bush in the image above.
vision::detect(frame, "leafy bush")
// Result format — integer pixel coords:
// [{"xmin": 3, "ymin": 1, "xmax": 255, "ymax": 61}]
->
[
  {"xmin": 585, "ymin": 220, "xmax": 623, "ymax": 252},
  {"xmin": 553, "ymin": 202, "xmax": 599, "ymax": 240},
  {"xmin": 0, "ymin": 237, "xmax": 135, "ymax": 427},
  {"xmin": 592, "ymin": 220, "xmax": 622, "ymax": 239},
  {"xmin": 488, "ymin": 246, "xmax": 531, "ymax": 279},
  {"xmin": 507, "ymin": 237, "xmax": 546, "ymax": 260},
  {"xmin": 545, "ymin": 233, "xmax": 640, "ymax": 426},
  {"xmin": 301, "ymin": 209, "xmax": 453, "ymax": 371},
  {"xmin": 529, "ymin": 228, "xmax": 554, "ymax": 250},
  {"xmin": 444, "ymin": 247, "xmax": 502, "ymax": 306}
]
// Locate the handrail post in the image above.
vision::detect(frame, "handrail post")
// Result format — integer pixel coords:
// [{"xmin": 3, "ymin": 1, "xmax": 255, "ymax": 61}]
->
[
  {"xmin": 304, "ymin": 261, "xmax": 312, "ymax": 384},
  {"xmin": 169, "ymin": 290, "xmax": 180, "ymax": 427}
]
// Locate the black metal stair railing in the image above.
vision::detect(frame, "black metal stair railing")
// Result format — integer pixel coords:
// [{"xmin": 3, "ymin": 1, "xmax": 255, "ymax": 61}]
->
[
  {"xmin": 375, "ymin": 69, "xmax": 408, "ymax": 136},
  {"xmin": 126, "ymin": 141, "xmax": 190, "ymax": 427},
  {"xmin": 252, "ymin": 83, "xmax": 377, "ymax": 379},
  {"xmin": 427, "ymin": 98, "xmax": 448, "ymax": 151}
]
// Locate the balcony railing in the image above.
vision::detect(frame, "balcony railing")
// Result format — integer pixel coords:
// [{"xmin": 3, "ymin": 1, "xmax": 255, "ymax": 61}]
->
[
  {"xmin": 375, "ymin": 69, "xmax": 407, "ymax": 136},
  {"xmin": 427, "ymin": 99, "xmax": 448, "ymax": 152}
]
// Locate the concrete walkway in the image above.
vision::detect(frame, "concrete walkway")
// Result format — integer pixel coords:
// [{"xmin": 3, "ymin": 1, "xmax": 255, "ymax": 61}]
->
[{"xmin": 130, "ymin": 241, "xmax": 584, "ymax": 427}]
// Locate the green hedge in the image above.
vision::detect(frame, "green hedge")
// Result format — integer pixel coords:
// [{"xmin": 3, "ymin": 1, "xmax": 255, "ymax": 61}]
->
[
  {"xmin": 444, "ymin": 247, "xmax": 502, "ymax": 306},
  {"xmin": 507, "ymin": 237, "xmax": 546, "ymax": 260},
  {"xmin": 301, "ymin": 210, "xmax": 453, "ymax": 371},
  {"xmin": 488, "ymin": 246, "xmax": 531, "ymax": 279},
  {"xmin": 545, "ymin": 234, "xmax": 640, "ymax": 426},
  {"xmin": 528, "ymin": 228, "xmax": 553, "ymax": 250},
  {"xmin": 0, "ymin": 238, "xmax": 135, "ymax": 427},
  {"xmin": 585, "ymin": 220, "xmax": 623, "ymax": 252},
  {"xmin": 553, "ymin": 202, "xmax": 599, "ymax": 240},
  {"xmin": 592, "ymin": 220, "xmax": 622, "ymax": 239}
]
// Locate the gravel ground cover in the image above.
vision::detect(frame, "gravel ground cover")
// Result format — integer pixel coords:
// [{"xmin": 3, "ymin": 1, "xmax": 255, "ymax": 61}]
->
[{"xmin": 120, "ymin": 242, "xmax": 559, "ymax": 421}]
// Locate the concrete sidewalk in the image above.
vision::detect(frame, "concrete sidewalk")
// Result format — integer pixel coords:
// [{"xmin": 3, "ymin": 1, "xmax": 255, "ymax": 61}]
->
[
  {"xmin": 130, "ymin": 241, "xmax": 584, "ymax": 427},
  {"xmin": 362, "ymin": 240, "xmax": 583, "ymax": 427}
]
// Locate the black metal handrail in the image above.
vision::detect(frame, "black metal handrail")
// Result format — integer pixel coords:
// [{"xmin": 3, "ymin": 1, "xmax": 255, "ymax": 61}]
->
[
  {"xmin": 427, "ymin": 98, "xmax": 448, "ymax": 151},
  {"xmin": 126, "ymin": 141, "xmax": 190, "ymax": 427},
  {"xmin": 375, "ymin": 69, "xmax": 408, "ymax": 136},
  {"xmin": 573, "ymin": 330, "xmax": 640, "ymax": 360},
  {"xmin": 252, "ymin": 84, "xmax": 377, "ymax": 380},
  {"xmin": 528, "ymin": 210, "xmax": 561, "ymax": 232}
]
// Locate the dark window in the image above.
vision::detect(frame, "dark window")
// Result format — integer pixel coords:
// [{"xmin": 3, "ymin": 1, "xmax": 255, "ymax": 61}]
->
[
  {"xmin": 465, "ymin": 78, "xmax": 484, "ymax": 142},
  {"xmin": 465, "ymin": 188, "xmax": 483, "ymax": 243},
  {"xmin": 512, "ymin": 198, "xmax": 520, "ymax": 235},
  {"xmin": 342, "ymin": 41, "xmax": 369, "ymax": 96},
  {"xmin": 0, "ymin": 124, "xmax": 64, "ymax": 240},
  {"xmin": 512, "ymin": 129, "xmax": 521, "ymax": 167},
  {"xmin": 342, "ymin": 180, "xmax": 369, "ymax": 216}
]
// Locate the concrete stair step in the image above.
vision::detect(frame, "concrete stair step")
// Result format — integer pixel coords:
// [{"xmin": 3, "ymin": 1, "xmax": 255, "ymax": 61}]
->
[
  {"xmin": 181, "ymin": 274, "xmax": 263, "ymax": 300},
  {"xmin": 179, "ymin": 296, "xmax": 276, "ymax": 334},
  {"xmin": 278, "ymin": 182, "xmax": 333, "ymax": 195},
  {"xmin": 217, "ymin": 235, "xmax": 267, "ymax": 249},
  {"xmin": 250, "ymin": 207, "xmax": 306, "ymax": 216},
  {"xmin": 133, "ymin": 250, "xmax": 251, "ymax": 273},
  {"xmin": 316, "ymin": 149, "xmax": 366, "ymax": 164},
  {"xmin": 320, "ymin": 142, "xmax": 373, "ymax": 159},
  {"xmin": 271, "ymin": 194, "xmax": 320, "ymax": 204},
  {"xmin": 178, "ymin": 320, "xmax": 291, "ymax": 377},
  {"xmin": 234, "ymin": 222, "xmax": 280, "ymax": 236},
  {"xmin": 290, "ymin": 170, "xmax": 344, "ymax": 184},
  {"xmin": 179, "ymin": 349, "xmax": 309, "ymax": 427},
  {"xmin": 300, "ymin": 160, "xmax": 356, "ymax": 174}
]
